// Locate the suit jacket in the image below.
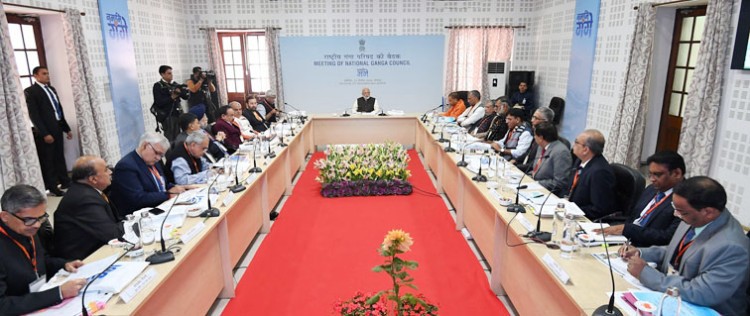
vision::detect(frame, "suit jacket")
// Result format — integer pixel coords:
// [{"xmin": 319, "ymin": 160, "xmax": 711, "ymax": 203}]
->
[
  {"xmin": 639, "ymin": 210, "xmax": 750, "ymax": 315},
  {"xmin": 531, "ymin": 140, "xmax": 572, "ymax": 196},
  {"xmin": 621, "ymin": 185, "xmax": 680, "ymax": 247},
  {"xmin": 212, "ymin": 119, "xmax": 242, "ymax": 152},
  {"xmin": 568, "ymin": 155, "xmax": 616, "ymax": 220},
  {"xmin": 0, "ymin": 221, "xmax": 66, "ymax": 315},
  {"xmin": 515, "ymin": 141, "xmax": 538, "ymax": 172},
  {"xmin": 53, "ymin": 183, "xmax": 124, "ymax": 260},
  {"xmin": 242, "ymin": 109, "xmax": 268, "ymax": 132},
  {"xmin": 24, "ymin": 83, "xmax": 71, "ymax": 137},
  {"xmin": 109, "ymin": 150, "xmax": 171, "ymax": 218}
]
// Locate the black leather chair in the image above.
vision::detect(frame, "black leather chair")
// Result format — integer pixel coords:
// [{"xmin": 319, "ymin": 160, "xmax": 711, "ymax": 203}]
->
[
  {"xmin": 607, "ymin": 163, "xmax": 646, "ymax": 224},
  {"xmin": 455, "ymin": 90, "xmax": 469, "ymax": 107},
  {"xmin": 549, "ymin": 97, "xmax": 565, "ymax": 126}
]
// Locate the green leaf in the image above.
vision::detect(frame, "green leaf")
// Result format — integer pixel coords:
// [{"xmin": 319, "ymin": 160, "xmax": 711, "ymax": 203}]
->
[
  {"xmin": 372, "ymin": 265, "xmax": 384, "ymax": 272},
  {"xmin": 404, "ymin": 283, "xmax": 419, "ymax": 290},
  {"xmin": 365, "ymin": 293, "xmax": 382, "ymax": 305}
]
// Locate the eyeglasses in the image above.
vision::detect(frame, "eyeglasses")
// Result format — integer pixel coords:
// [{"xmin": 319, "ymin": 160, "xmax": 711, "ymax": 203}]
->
[
  {"xmin": 8, "ymin": 212, "xmax": 49, "ymax": 226},
  {"xmin": 147, "ymin": 143, "xmax": 165, "ymax": 158}
]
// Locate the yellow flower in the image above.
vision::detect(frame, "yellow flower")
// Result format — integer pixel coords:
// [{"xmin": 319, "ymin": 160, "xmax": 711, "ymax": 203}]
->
[{"xmin": 381, "ymin": 229, "xmax": 414, "ymax": 253}]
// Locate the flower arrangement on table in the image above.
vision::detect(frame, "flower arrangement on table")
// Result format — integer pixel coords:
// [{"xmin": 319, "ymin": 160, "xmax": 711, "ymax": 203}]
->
[
  {"xmin": 314, "ymin": 142, "xmax": 412, "ymax": 198},
  {"xmin": 333, "ymin": 229, "xmax": 439, "ymax": 316}
]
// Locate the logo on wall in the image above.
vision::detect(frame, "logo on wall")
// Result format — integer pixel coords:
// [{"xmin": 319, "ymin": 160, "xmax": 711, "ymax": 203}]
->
[
  {"xmin": 359, "ymin": 39, "xmax": 366, "ymax": 52},
  {"xmin": 357, "ymin": 68, "xmax": 369, "ymax": 77},
  {"xmin": 106, "ymin": 12, "xmax": 130, "ymax": 40},
  {"xmin": 575, "ymin": 10, "xmax": 594, "ymax": 37}
]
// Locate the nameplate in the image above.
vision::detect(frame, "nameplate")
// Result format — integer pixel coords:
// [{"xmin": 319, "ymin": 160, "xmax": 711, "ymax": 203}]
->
[
  {"xmin": 180, "ymin": 222, "xmax": 205, "ymax": 244},
  {"xmin": 120, "ymin": 268, "xmax": 156, "ymax": 304},
  {"xmin": 542, "ymin": 253, "xmax": 571, "ymax": 284},
  {"xmin": 245, "ymin": 173, "xmax": 258, "ymax": 185},
  {"xmin": 517, "ymin": 216, "xmax": 535, "ymax": 232},
  {"xmin": 222, "ymin": 191, "xmax": 235, "ymax": 207}
]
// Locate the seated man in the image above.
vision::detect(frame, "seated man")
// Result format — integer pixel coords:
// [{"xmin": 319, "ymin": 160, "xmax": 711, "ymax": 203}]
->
[
  {"xmin": 621, "ymin": 176, "xmax": 750, "ymax": 315},
  {"xmin": 174, "ymin": 111, "xmax": 228, "ymax": 162},
  {"xmin": 0, "ymin": 185, "xmax": 87, "ymax": 315},
  {"xmin": 212, "ymin": 105, "xmax": 243, "ymax": 153},
  {"xmin": 485, "ymin": 97, "xmax": 509, "ymax": 141},
  {"xmin": 457, "ymin": 90, "xmax": 485, "ymax": 127},
  {"xmin": 351, "ymin": 87, "xmax": 380, "ymax": 114},
  {"xmin": 440, "ymin": 92, "xmax": 466, "ymax": 119},
  {"xmin": 166, "ymin": 131, "xmax": 212, "ymax": 185},
  {"xmin": 110, "ymin": 132, "xmax": 186, "ymax": 217},
  {"xmin": 568, "ymin": 129, "xmax": 615, "ymax": 220},
  {"xmin": 509, "ymin": 81, "xmax": 535, "ymax": 119},
  {"xmin": 529, "ymin": 122, "xmax": 572, "ymax": 196},
  {"xmin": 259, "ymin": 90, "xmax": 279, "ymax": 123},
  {"xmin": 491, "ymin": 108, "xmax": 532, "ymax": 161},
  {"xmin": 54, "ymin": 156, "xmax": 124, "ymax": 260},
  {"xmin": 596, "ymin": 151, "xmax": 684, "ymax": 247},
  {"xmin": 469, "ymin": 101, "xmax": 499, "ymax": 139},
  {"xmin": 514, "ymin": 106, "xmax": 555, "ymax": 170},
  {"xmin": 243, "ymin": 95, "xmax": 268, "ymax": 132},
  {"xmin": 230, "ymin": 101, "xmax": 258, "ymax": 140}
]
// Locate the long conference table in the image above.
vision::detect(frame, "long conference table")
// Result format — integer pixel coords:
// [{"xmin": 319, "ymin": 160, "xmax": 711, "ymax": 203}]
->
[{"xmin": 91, "ymin": 115, "xmax": 629, "ymax": 315}]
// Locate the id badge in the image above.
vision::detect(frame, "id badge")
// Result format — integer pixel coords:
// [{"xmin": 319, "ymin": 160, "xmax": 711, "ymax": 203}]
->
[
  {"xmin": 667, "ymin": 264, "xmax": 678, "ymax": 276},
  {"xmin": 29, "ymin": 274, "xmax": 46, "ymax": 293}
]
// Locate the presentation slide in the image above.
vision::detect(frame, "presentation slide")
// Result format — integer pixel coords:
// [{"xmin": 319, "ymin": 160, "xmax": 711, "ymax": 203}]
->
[{"xmin": 280, "ymin": 35, "xmax": 445, "ymax": 114}]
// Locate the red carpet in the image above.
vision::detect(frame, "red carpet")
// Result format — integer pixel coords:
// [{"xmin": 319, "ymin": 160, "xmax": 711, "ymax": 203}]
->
[{"xmin": 222, "ymin": 150, "xmax": 507, "ymax": 315}]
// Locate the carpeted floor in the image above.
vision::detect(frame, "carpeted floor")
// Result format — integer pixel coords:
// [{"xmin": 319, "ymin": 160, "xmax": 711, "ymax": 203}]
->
[{"xmin": 222, "ymin": 150, "xmax": 508, "ymax": 315}]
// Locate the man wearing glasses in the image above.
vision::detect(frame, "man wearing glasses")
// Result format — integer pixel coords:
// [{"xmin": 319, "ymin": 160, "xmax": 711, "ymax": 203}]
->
[
  {"xmin": 0, "ymin": 185, "xmax": 87, "ymax": 315},
  {"xmin": 53, "ymin": 156, "xmax": 125, "ymax": 260},
  {"xmin": 110, "ymin": 132, "xmax": 187, "ymax": 218},
  {"xmin": 567, "ymin": 129, "xmax": 616, "ymax": 220}
]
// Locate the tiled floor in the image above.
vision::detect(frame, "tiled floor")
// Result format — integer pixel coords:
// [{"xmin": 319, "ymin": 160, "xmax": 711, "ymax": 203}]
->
[{"xmin": 206, "ymin": 154, "xmax": 519, "ymax": 316}]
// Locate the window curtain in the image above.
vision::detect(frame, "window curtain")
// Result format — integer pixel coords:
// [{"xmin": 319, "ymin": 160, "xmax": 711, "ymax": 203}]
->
[
  {"xmin": 444, "ymin": 28, "xmax": 514, "ymax": 100},
  {"xmin": 677, "ymin": 0, "xmax": 733, "ymax": 176},
  {"xmin": 62, "ymin": 9, "xmax": 117, "ymax": 163},
  {"xmin": 206, "ymin": 27, "xmax": 228, "ymax": 107},
  {"xmin": 265, "ymin": 27, "xmax": 284, "ymax": 111},
  {"xmin": 0, "ymin": 3, "xmax": 45, "ymax": 192},
  {"xmin": 604, "ymin": 3, "xmax": 656, "ymax": 168}
]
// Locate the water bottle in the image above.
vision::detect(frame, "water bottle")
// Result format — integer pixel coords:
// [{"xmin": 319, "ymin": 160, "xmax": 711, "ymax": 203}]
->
[
  {"xmin": 560, "ymin": 212, "xmax": 578, "ymax": 258},
  {"xmin": 551, "ymin": 203, "xmax": 565, "ymax": 243},
  {"xmin": 139, "ymin": 212, "xmax": 155, "ymax": 245}
]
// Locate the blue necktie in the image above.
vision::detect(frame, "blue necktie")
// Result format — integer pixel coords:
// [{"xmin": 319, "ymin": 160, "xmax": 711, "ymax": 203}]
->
[
  {"xmin": 683, "ymin": 227, "xmax": 695, "ymax": 243},
  {"xmin": 43, "ymin": 85, "xmax": 64, "ymax": 120},
  {"xmin": 655, "ymin": 192, "xmax": 665, "ymax": 203},
  {"xmin": 639, "ymin": 192, "xmax": 665, "ymax": 226}
]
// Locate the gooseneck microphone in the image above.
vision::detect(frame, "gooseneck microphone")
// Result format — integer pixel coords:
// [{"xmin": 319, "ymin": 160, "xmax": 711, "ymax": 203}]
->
[
  {"xmin": 249, "ymin": 138, "xmax": 262, "ymax": 173},
  {"xmin": 507, "ymin": 162, "xmax": 534, "ymax": 213},
  {"xmin": 81, "ymin": 240, "xmax": 136, "ymax": 316},
  {"xmin": 146, "ymin": 193, "xmax": 181, "ymax": 264},
  {"xmin": 592, "ymin": 214, "xmax": 624, "ymax": 316},
  {"xmin": 228, "ymin": 152, "xmax": 246, "ymax": 193},
  {"xmin": 456, "ymin": 140, "xmax": 487, "ymax": 167},
  {"xmin": 200, "ymin": 176, "xmax": 220, "ymax": 217},
  {"xmin": 420, "ymin": 104, "xmax": 444, "ymax": 122}
]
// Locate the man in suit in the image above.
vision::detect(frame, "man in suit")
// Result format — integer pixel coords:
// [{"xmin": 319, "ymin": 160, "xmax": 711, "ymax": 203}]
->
[
  {"xmin": 213, "ymin": 105, "xmax": 243, "ymax": 153},
  {"xmin": 568, "ymin": 129, "xmax": 616, "ymax": 220},
  {"xmin": 109, "ymin": 132, "xmax": 186, "ymax": 218},
  {"xmin": 243, "ymin": 95, "xmax": 269, "ymax": 132},
  {"xmin": 53, "ymin": 156, "xmax": 124, "ymax": 260},
  {"xmin": 25, "ymin": 66, "xmax": 72, "ymax": 196},
  {"xmin": 0, "ymin": 185, "xmax": 87, "ymax": 315},
  {"xmin": 530, "ymin": 122, "xmax": 572, "ymax": 196},
  {"xmin": 351, "ymin": 87, "xmax": 380, "ymax": 114},
  {"xmin": 596, "ymin": 151, "xmax": 684, "ymax": 247},
  {"xmin": 166, "ymin": 132, "xmax": 212, "ymax": 185},
  {"xmin": 622, "ymin": 176, "xmax": 750, "ymax": 316},
  {"xmin": 514, "ymin": 106, "xmax": 556, "ymax": 170},
  {"xmin": 152, "ymin": 65, "xmax": 188, "ymax": 141}
]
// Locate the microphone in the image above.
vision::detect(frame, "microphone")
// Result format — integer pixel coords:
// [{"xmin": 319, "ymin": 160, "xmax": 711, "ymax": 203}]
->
[
  {"xmin": 456, "ymin": 140, "xmax": 486, "ymax": 167},
  {"xmin": 200, "ymin": 177, "xmax": 220, "ymax": 217},
  {"xmin": 507, "ymin": 161, "xmax": 535, "ymax": 213},
  {"xmin": 81, "ymin": 241, "xmax": 136, "ymax": 316},
  {"xmin": 249, "ymin": 138, "xmax": 262, "ymax": 173},
  {"xmin": 264, "ymin": 136, "xmax": 276, "ymax": 159},
  {"xmin": 420, "ymin": 104, "xmax": 444, "ymax": 123},
  {"xmin": 342, "ymin": 108, "xmax": 351, "ymax": 117},
  {"xmin": 592, "ymin": 214, "xmax": 624, "ymax": 316},
  {"xmin": 228, "ymin": 152, "xmax": 246, "ymax": 193},
  {"xmin": 471, "ymin": 150, "xmax": 489, "ymax": 182},
  {"xmin": 278, "ymin": 122, "xmax": 288, "ymax": 147},
  {"xmin": 378, "ymin": 108, "xmax": 387, "ymax": 116},
  {"xmin": 146, "ymin": 193, "xmax": 181, "ymax": 264},
  {"xmin": 525, "ymin": 191, "xmax": 553, "ymax": 242},
  {"xmin": 444, "ymin": 138, "xmax": 456, "ymax": 152}
]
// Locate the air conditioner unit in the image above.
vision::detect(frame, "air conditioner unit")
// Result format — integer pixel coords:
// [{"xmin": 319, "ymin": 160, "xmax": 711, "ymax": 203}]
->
[{"xmin": 487, "ymin": 61, "xmax": 510, "ymax": 100}]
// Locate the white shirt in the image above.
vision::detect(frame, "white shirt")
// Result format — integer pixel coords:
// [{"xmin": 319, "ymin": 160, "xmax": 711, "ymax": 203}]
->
[
  {"xmin": 38, "ymin": 82, "xmax": 62, "ymax": 120},
  {"xmin": 458, "ymin": 103, "xmax": 485, "ymax": 127},
  {"xmin": 633, "ymin": 188, "xmax": 673, "ymax": 226},
  {"xmin": 497, "ymin": 127, "xmax": 533, "ymax": 159}
]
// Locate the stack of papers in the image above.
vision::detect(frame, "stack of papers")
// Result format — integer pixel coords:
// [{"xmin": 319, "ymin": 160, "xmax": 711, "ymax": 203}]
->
[
  {"xmin": 614, "ymin": 290, "xmax": 719, "ymax": 316},
  {"xmin": 386, "ymin": 110, "xmax": 404, "ymax": 116},
  {"xmin": 42, "ymin": 254, "xmax": 149, "ymax": 294},
  {"xmin": 27, "ymin": 292, "xmax": 113, "ymax": 316},
  {"xmin": 591, "ymin": 252, "xmax": 647, "ymax": 290},
  {"xmin": 577, "ymin": 222, "xmax": 628, "ymax": 244}
]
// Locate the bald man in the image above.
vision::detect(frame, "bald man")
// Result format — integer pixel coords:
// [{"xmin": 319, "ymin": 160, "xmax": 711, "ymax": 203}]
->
[{"xmin": 567, "ymin": 129, "xmax": 616, "ymax": 220}]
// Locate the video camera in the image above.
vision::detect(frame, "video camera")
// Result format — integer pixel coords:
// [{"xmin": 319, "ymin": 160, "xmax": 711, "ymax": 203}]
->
[{"xmin": 169, "ymin": 83, "xmax": 189, "ymax": 98}]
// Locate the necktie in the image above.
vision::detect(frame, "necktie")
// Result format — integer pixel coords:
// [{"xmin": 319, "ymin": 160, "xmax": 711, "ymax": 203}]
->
[
  {"xmin": 655, "ymin": 192, "xmax": 665, "ymax": 203},
  {"xmin": 43, "ymin": 85, "xmax": 64, "ymax": 120},
  {"xmin": 101, "ymin": 192, "xmax": 110, "ymax": 204},
  {"xmin": 148, "ymin": 166, "xmax": 165, "ymax": 192},
  {"xmin": 672, "ymin": 227, "xmax": 695, "ymax": 267},
  {"xmin": 569, "ymin": 166, "xmax": 583, "ymax": 196},
  {"xmin": 638, "ymin": 192, "xmax": 667, "ymax": 226},
  {"xmin": 532, "ymin": 148, "xmax": 546, "ymax": 176}
]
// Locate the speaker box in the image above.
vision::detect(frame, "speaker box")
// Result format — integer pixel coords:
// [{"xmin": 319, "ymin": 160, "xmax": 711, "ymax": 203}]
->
[{"xmin": 506, "ymin": 71, "xmax": 535, "ymax": 96}]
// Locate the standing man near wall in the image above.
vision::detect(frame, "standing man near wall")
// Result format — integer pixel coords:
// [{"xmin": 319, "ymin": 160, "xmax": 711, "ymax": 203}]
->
[
  {"xmin": 152, "ymin": 65, "xmax": 188, "ymax": 141},
  {"xmin": 25, "ymin": 66, "xmax": 72, "ymax": 197}
]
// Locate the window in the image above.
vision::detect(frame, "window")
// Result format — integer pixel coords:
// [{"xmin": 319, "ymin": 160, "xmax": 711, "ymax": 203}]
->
[
  {"xmin": 218, "ymin": 31, "xmax": 269, "ymax": 103},
  {"xmin": 6, "ymin": 14, "xmax": 47, "ymax": 89}
]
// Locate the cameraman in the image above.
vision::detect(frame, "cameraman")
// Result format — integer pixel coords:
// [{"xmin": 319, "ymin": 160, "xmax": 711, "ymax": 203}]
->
[
  {"xmin": 152, "ymin": 65, "xmax": 187, "ymax": 141},
  {"xmin": 186, "ymin": 66, "xmax": 216, "ymax": 123}
]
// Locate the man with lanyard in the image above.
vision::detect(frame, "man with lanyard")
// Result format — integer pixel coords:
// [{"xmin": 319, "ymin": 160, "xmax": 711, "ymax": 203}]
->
[
  {"xmin": 621, "ymin": 176, "xmax": 750, "ymax": 315},
  {"xmin": 109, "ymin": 132, "xmax": 187, "ymax": 218},
  {"xmin": 0, "ymin": 185, "xmax": 87, "ymax": 315},
  {"xmin": 595, "ymin": 151, "xmax": 684, "ymax": 247}
]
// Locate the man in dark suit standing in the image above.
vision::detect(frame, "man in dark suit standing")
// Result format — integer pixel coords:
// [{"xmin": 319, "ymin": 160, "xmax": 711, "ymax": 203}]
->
[
  {"xmin": 595, "ymin": 151, "xmax": 685, "ymax": 247},
  {"xmin": 54, "ymin": 156, "xmax": 124, "ymax": 260},
  {"xmin": 25, "ymin": 66, "xmax": 72, "ymax": 196},
  {"xmin": 568, "ymin": 129, "xmax": 616, "ymax": 220},
  {"xmin": 109, "ymin": 132, "xmax": 186, "ymax": 218}
]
